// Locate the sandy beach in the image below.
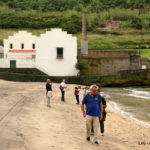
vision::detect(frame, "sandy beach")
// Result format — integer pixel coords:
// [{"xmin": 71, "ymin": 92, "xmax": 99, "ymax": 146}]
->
[{"xmin": 0, "ymin": 80, "xmax": 149, "ymax": 150}]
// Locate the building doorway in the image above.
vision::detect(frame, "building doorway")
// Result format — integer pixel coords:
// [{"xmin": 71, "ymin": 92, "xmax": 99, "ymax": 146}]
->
[{"xmin": 10, "ymin": 60, "xmax": 16, "ymax": 68}]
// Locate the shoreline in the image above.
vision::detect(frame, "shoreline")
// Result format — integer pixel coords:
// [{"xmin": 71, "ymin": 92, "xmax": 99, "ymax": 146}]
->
[
  {"xmin": 103, "ymin": 87, "xmax": 150, "ymax": 128},
  {"xmin": 108, "ymin": 101, "xmax": 150, "ymax": 127}
]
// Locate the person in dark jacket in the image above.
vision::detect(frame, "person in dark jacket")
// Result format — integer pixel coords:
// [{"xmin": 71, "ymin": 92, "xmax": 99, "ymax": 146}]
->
[
  {"xmin": 99, "ymin": 92, "xmax": 107, "ymax": 136},
  {"xmin": 46, "ymin": 79, "xmax": 52, "ymax": 107},
  {"xmin": 74, "ymin": 86, "xmax": 80, "ymax": 104}
]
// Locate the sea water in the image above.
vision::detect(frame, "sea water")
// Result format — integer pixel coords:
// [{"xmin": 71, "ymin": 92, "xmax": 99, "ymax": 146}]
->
[{"xmin": 102, "ymin": 87, "xmax": 150, "ymax": 126}]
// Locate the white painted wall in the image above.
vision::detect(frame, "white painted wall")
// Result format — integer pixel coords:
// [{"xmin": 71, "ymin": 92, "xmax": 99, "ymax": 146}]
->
[
  {"xmin": 2, "ymin": 53, "xmax": 36, "ymax": 68},
  {"xmin": 36, "ymin": 29, "xmax": 78, "ymax": 76},
  {"xmin": 4, "ymin": 31, "xmax": 36, "ymax": 54},
  {"xmin": 3, "ymin": 31, "xmax": 36, "ymax": 68},
  {"xmin": 1, "ymin": 29, "xmax": 78, "ymax": 76},
  {"xmin": 0, "ymin": 59, "xmax": 6, "ymax": 68}
]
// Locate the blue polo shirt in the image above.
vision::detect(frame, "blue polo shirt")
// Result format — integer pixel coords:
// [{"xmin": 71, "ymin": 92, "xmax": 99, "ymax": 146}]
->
[{"xmin": 82, "ymin": 94, "xmax": 102, "ymax": 117}]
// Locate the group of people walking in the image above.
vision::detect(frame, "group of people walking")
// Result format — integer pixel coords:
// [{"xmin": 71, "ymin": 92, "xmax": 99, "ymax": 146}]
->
[
  {"xmin": 45, "ymin": 79, "xmax": 107, "ymax": 146},
  {"xmin": 46, "ymin": 79, "xmax": 67, "ymax": 107}
]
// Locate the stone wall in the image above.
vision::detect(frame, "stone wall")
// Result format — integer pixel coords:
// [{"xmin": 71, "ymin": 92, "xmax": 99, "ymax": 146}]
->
[
  {"xmin": 118, "ymin": 69, "xmax": 150, "ymax": 79},
  {"xmin": 78, "ymin": 50, "xmax": 143, "ymax": 76},
  {"xmin": 88, "ymin": 50, "xmax": 138, "ymax": 58},
  {"xmin": 0, "ymin": 68, "xmax": 46, "ymax": 75}
]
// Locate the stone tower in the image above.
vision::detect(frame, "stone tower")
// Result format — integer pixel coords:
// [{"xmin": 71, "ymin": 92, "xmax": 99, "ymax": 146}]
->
[{"xmin": 81, "ymin": 12, "xmax": 88, "ymax": 56}]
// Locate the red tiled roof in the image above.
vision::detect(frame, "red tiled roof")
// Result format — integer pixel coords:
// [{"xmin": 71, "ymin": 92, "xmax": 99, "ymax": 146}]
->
[{"xmin": 9, "ymin": 50, "xmax": 36, "ymax": 53}]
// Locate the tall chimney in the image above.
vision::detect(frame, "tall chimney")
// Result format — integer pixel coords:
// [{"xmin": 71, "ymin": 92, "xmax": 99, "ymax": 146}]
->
[{"xmin": 81, "ymin": 12, "xmax": 88, "ymax": 56}]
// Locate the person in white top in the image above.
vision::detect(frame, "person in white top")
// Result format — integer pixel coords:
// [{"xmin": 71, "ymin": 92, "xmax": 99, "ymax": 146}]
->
[{"xmin": 60, "ymin": 79, "xmax": 67, "ymax": 101}]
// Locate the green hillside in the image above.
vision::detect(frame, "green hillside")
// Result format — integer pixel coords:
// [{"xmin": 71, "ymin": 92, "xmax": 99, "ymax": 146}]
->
[
  {"xmin": 0, "ymin": 0, "xmax": 150, "ymax": 57},
  {"xmin": 0, "ymin": 0, "xmax": 150, "ymax": 32},
  {"xmin": 0, "ymin": 0, "xmax": 150, "ymax": 12}
]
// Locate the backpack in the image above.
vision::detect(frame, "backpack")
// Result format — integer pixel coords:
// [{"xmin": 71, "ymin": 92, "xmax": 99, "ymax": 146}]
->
[{"xmin": 59, "ymin": 85, "xmax": 64, "ymax": 91}]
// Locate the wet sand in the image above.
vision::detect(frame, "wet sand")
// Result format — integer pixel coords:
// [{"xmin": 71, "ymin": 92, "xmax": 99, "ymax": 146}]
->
[{"xmin": 0, "ymin": 80, "xmax": 149, "ymax": 150}]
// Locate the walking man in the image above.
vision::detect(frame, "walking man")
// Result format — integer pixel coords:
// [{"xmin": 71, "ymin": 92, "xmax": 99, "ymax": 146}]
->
[
  {"xmin": 91, "ymin": 90, "xmax": 107, "ymax": 136},
  {"xmin": 60, "ymin": 79, "xmax": 67, "ymax": 101},
  {"xmin": 81, "ymin": 85, "xmax": 103, "ymax": 146}
]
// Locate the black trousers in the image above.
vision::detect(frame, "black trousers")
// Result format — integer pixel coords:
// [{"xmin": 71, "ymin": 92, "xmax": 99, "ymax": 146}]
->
[
  {"xmin": 61, "ymin": 90, "xmax": 65, "ymax": 101},
  {"xmin": 75, "ymin": 95, "xmax": 79, "ymax": 104},
  {"xmin": 91, "ymin": 110, "xmax": 107, "ymax": 133},
  {"xmin": 100, "ymin": 119, "xmax": 104, "ymax": 133}
]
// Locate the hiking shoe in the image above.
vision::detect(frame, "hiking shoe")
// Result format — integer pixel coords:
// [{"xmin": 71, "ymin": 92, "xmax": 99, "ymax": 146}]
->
[
  {"xmin": 93, "ymin": 141, "xmax": 99, "ymax": 146},
  {"xmin": 86, "ymin": 137, "xmax": 90, "ymax": 141}
]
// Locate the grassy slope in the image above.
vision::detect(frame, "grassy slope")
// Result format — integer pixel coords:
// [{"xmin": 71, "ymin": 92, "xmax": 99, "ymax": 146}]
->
[
  {"xmin": 76, "ymin": 29, "xmax": 150, "ymax": 49},
  {"xmin": 140, "ymin": 49, "xmax": 150, "ymax": 58},
  {"xmin": 0, "ymin": 29, "xmax": 150, "ymax": 58}
]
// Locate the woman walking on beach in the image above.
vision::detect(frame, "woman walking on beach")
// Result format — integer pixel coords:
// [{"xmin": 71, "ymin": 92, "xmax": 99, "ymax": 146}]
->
[
  {"xmin": 74, "ymin": 86, "xmax": 80, "ymax": 104},
  {"xmin": 46, "ymin": 79, "xmax": 52, "ymax": 107}
]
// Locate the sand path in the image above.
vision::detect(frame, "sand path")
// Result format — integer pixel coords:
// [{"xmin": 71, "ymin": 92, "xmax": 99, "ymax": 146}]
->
[{"xmin": 0, "ymin": 80, "xmax": 149, "ymax": 150}]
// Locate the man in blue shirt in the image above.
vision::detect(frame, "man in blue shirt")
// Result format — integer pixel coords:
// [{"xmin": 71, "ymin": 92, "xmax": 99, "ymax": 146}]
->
[{"xmin": 81, "ymin": 85, "xmax": 103, "ymax": 146}]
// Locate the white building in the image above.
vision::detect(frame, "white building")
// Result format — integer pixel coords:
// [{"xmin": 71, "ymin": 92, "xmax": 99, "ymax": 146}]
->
[
  {"xmin": 2, "ymin": 31, "xmax": 36, "ymax": 68},
  {"xmin": 36, "ymin": 29, "xmax": 78, "ymax": 76},
  {"xmin": 0, "ymin": 29, "xmax": 78, "ymax": 76}
]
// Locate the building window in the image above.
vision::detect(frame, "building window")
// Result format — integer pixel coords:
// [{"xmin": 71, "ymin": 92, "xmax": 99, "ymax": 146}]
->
[
  {"xmin": 10, "ymin": 43, "xmax": 13, "ymax": 49},
  {"xmin": 57, "ymin": 47, "xmax": 63, "ymax": 59},
  {"xmin": 32, "ymin": 44, "xmax": 35, "ymax": 49},
  {"xmin": 21, "ymin": 43, "xmax": 24, "ymax": 49}
]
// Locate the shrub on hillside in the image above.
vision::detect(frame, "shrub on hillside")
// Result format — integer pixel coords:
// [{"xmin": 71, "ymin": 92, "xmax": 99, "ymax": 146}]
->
[{"xmin": 75, "ymin": 62, "xmax": 87, "ymax": 71}]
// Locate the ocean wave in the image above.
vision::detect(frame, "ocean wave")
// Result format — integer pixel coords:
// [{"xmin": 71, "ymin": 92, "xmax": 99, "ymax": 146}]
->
[
  {"xmin": 108, "ymin": 101, "xmax": 150, "ymax": 127},
  {"xmin": 122, "ymin": 88, "xmax": 150, "ymax": 100}
]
